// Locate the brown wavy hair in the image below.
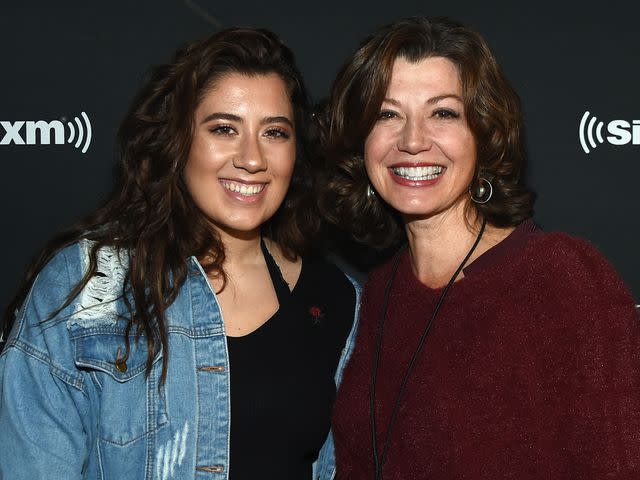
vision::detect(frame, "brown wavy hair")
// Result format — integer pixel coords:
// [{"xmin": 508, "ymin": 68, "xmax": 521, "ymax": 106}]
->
[
  {"xmin": 1, "ymin": 27, "xmax": 317, "ymax": 383},
  {"xmin": 320, "ymin": 16, "xmax": 535, "ymax": 249}
]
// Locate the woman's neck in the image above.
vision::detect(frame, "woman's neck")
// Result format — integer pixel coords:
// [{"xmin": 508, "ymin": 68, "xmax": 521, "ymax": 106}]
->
[
  {"xmin": 218, "ymin": 229, "xmax": 264, "ymax": 268},
  {"xmin": 404, "ymin": 202, "xmax": 512, "ymax": 289},
  {"xmin": 202, "ymin": 227, "xmax": 265, "ymax": 294}
]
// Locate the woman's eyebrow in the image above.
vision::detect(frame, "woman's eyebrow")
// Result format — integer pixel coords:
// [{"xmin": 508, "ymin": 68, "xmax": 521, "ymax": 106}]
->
[
  {"xmin": 427, "ymin": 94, "xmax": 463, "ymax": 104},
  {"xmin": 200, "ymin": 113, "xmax": 293, "ymax": 128},
  {"xmin": 261, "ymin": 116, "xmax": 293, "ymax": 128},
  {"xmin": 200, "ymin": 112, "xmax": 242, "ymax": 124}
]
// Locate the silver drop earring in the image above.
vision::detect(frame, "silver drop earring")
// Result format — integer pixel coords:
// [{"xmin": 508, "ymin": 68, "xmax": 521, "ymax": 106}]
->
[
  {"xmin": 470, "ymin": 176, "xmax": 493, "ymax": 204},
  {"xmin": 366, "ymin": 183, "xmax": 376, "ymax": 198}
]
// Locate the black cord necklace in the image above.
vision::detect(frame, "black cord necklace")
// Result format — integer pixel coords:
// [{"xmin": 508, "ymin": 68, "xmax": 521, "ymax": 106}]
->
[{"xmin": 370, "ymin": 219, "xmax": 487, "ymax": 480}]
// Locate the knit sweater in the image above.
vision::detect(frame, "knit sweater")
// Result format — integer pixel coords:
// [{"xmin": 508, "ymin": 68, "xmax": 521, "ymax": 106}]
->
[{"xmin": 332, "ymin": 224, "xmax": 640, "ymax": 479}]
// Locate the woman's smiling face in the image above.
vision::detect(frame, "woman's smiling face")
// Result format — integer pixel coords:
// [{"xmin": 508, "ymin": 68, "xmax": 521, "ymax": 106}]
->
[
  {"xmin": 364, "ymin": 56, "xmax": 476, "ymax": 221},
  {"xmin": 184, "ymin": 72, "xmax": 296, "ymax": 237}
]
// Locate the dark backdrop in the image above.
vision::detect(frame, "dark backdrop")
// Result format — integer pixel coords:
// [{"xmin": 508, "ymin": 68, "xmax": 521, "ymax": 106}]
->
[{"xmin": 2, "ymin": 0, "xmax": 639, "ymax": 311}]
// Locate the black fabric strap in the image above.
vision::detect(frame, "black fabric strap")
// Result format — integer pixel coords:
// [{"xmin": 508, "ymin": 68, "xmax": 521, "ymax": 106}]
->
[{"xmin": 260, "ymin": 237, "xmax": 291, "ymax": 304}]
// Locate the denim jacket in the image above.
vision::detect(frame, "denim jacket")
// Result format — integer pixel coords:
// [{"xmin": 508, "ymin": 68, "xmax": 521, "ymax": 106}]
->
[{"xmin": 0, "ymin": 240, "xmax": 361, "ymax": 480}]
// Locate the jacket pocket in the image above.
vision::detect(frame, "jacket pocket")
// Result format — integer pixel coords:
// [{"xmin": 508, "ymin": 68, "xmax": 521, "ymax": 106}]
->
[{"xmin": 70, "ymin": 325, "xmax": 169, "ymax": 446}]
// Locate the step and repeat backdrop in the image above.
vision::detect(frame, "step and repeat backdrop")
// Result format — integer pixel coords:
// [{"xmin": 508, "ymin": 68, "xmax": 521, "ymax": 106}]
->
[{"xmin": 1, "ymin": 1, "xmax": 639, "ymax": 309}]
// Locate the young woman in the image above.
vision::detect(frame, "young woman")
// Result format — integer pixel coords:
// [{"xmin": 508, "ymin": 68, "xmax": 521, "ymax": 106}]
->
[
  {"xmin": 323, "ymin": 16, "xmax": 640, "ymax": 479},
  {"xmin": 0, "ymin": 28, "xmax": 359, "ymax": 480}
]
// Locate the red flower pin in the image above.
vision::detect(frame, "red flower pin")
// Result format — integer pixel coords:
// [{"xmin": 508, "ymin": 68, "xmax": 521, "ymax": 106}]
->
[{"xmin": 309, "ymin": 305, "xmax": 324, "ymax": 324}]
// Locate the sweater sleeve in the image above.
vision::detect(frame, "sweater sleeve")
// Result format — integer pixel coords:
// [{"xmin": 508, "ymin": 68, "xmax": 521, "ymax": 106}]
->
[{"xmin": 534, "ymin": 234, "xmax": 640, "ymax": 478}]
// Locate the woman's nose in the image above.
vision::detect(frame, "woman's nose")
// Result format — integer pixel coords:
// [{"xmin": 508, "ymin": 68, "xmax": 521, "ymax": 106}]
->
[
  {"xmin": 233, "ymin": 135, "xmax": 267, "ymax": 172},
  {"xmin": 397, "ymin": 117, "xmax": 432, "ymax": 154}
]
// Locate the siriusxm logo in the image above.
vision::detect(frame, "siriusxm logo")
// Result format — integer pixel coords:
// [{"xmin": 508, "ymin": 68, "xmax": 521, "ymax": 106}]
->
[
  {"xmin": 579, "ymin": 111, "xmax": 640, "ymax": 154},
  {"xmin": 0, "ymin": 112, "xmax": 92, "ymax": 154}
]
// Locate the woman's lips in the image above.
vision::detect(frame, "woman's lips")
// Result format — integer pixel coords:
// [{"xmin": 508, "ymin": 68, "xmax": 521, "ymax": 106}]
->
[
  {"xmin": 388, "ymin": 164, "xmax": 445, "ymax": 187},
  {"xmin": 220, "ymin": 179, "xmax": 268, "ymax": 202}
]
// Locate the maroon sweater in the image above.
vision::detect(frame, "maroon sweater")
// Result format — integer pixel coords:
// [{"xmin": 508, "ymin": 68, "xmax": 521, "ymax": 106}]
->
[{"xmin": 333, "ymin": 223, "xmax": 640, "ymax": 479}]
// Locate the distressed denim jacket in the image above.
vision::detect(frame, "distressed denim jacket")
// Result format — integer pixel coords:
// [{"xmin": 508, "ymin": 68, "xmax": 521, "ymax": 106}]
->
[{"xmin": 0, "ymin": 240, "xmax": 361, "ymax": 480}]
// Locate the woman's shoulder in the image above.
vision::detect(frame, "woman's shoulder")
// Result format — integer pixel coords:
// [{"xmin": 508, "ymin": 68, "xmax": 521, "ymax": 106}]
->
[
  {"xmin": 2, "ymin": 240, "xmax": 120, "ymax": 375},
  {"xmin": 523, "ymin": 230, "xmax": 635, "ymax": 307},
  {"xmin": 303, "ymin": 253, "xmax": 361, "ymax": 299},
  {"xmin": 526, "ymin": 230, "xmax": 619, "ymax": 275},
  {"xmin": 266, "ymin": 238, "xmax": 361, "ymax": 307},
  {"xmin": 36, "ymin": 238, "xmax": 128, "ymax": 281},
  {"xmin": 16, "ymin": 239, "xmax": 131, "ymax": 332},
  {"xmin": 20, "ymin": 240, "xmax": 89, "ymax": 311}
]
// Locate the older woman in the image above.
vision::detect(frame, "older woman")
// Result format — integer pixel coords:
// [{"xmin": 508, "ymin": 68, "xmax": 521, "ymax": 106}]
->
[
  {"xmin": 323, "ymin": 17, "xmax": 640, "ymax": 479},
  {"xmin": 0, "ymin": 28, "xmax": 358, "ymax": 480}
]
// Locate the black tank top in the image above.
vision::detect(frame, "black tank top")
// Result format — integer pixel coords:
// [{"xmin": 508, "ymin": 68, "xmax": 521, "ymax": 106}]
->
[{"xmin": 226, "ymin": 240, "xmax": 356, "ymax": 479}]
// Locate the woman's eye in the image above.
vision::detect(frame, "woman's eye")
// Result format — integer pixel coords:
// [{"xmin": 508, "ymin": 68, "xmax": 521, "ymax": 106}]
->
[
  {"xmin": 377, "ymin": 110, "xmax": 397, "ymax": 120},
  {"xmin": 264, "ymin": 128, "xmax": 291, "ymax": 139},
  {"xmin": 433, "ymin": 108, "xmax": 460, "ymax": 120},
  {"xmin": 210, "ymin": 125, "xmax": 236, "ymax": 135}
]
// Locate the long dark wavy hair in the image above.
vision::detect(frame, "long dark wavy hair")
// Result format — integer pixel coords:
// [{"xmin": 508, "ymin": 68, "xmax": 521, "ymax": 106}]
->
[
  {"xmin": 321, "ymin": 16, "xmax": 535, "ymax": 249},
  {"xmin": 1, "ymin": 27, "xmax": 317, "ymax": 383}
]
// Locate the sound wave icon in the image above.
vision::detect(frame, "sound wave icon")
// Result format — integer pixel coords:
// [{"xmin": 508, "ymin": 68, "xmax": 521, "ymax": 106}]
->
[
  {"xmin": 579, "ymin": 111, "xmax": 604, "ymax": 154},
  {"xmin": 65, "ymin": 112, "xmax": 92, "ymax": 154}
]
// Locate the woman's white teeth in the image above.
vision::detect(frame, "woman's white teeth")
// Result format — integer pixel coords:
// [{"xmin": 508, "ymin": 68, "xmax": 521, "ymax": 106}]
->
[
  {"xmin": 392, "ymin": 165, "xmax": 443, "ymax": 180},
  {"xmin": 222, "ymin": 181, "xmax": 265, "ymax": 195}
]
